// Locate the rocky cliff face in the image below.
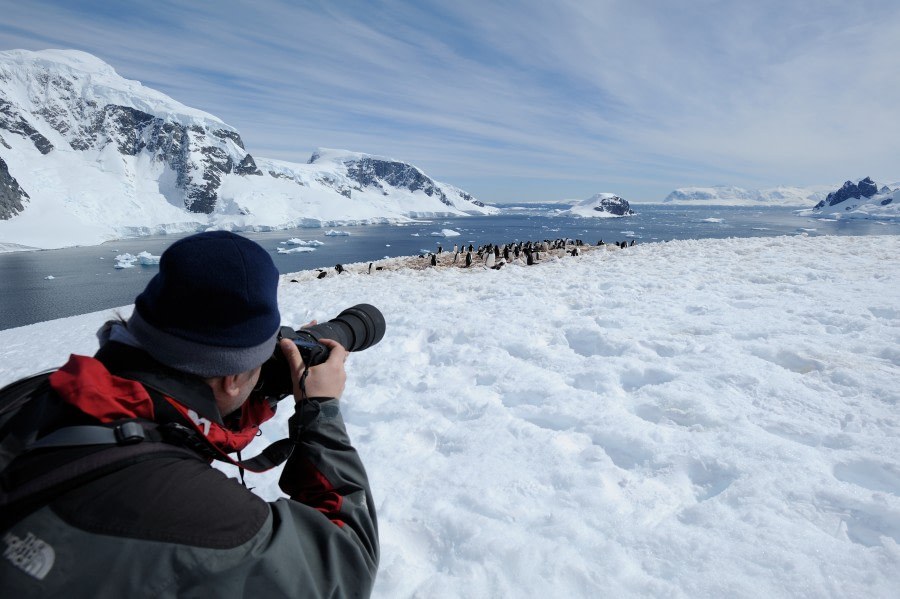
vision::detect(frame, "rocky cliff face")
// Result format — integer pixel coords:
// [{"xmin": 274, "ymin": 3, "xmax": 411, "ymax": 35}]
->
[
  {"xmin": 814, "ymin": 177, "xmax": 879, "ymax": 209},
  {"xmin": 592, "ymin": 195, "xmax": 634, "ymax": 216},
  {"xmin": 0, "ymin": 50, "xmax": 261, "ymax": 218},
  {"xmin": 0, "ymin": 155, "xmax": 28, "ymax": 219},
  {"xmin": 563, "ymin": 193, "xmax": 634, "ymax": 218},
  {"xmin": 308, "ymin": 150, "xmax": 491, "ymax": 212}
]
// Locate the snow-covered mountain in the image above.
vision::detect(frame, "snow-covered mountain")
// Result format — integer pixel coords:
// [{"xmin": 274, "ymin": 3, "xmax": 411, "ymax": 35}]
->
[
  {"xmin": 0, "ymin": 49, "xmax": 495, "ymax": 250},
  {"xmin": 561, "ymin": 192, "xmax": 634, "ymax": 217},
  {"xmin": 663, "ymin": 185, "xmax": 831, "ymax": 206},
  {"xmin": 802, "ymin": 176, "xmax": 900, "ymax": 220}
]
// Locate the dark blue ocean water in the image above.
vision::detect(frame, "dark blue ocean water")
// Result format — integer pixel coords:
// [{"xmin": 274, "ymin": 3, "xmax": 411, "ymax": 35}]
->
[{"xmin": 1, "ymin": 204, "xmax": 896, "ymax": 330}]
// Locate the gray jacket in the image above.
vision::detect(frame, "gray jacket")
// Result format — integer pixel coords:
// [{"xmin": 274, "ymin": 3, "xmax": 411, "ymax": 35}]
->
[{"xmin": 1, "ymin": 390, "xmax": 379, "ymax": 598}]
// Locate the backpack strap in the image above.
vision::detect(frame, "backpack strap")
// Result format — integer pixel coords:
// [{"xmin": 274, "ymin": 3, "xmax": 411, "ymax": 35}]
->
[
  {"xmin": 0, "ymin": 370, "xmax": 56, "ymax": 422},
  {"xmin": 0, "ymin": 371, "xmax": 57, "ymax": 475}
]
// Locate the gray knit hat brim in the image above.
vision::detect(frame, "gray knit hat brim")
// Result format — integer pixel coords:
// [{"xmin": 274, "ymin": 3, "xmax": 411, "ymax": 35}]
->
[{"xmin": 128, "ymin": 309, "xmax": 277, "ymax": 378}]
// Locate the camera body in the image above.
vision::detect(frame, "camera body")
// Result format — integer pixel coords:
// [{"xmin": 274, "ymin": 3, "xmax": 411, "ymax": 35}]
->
[{"xmin": 257, "ymin": 304, "xmax": 385, "ymax": 397}]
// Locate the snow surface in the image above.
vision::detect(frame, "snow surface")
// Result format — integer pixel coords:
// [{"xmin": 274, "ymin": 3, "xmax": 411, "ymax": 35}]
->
[
  {"xmin": 0, "ymin": 49, "xmax": 227, "ymax": 127},
  {"xmin": 1, "ymin": 234, "xmax": 899, "ymax": 598}
]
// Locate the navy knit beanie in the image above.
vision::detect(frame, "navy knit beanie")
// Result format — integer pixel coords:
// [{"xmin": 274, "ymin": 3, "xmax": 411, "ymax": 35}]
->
[{"xmin": 128, "ymin": 231, "xmax": 281, "ymax": 377}]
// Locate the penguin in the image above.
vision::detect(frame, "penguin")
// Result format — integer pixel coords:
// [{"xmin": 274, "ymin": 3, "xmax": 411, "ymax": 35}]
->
[
  {"xmin": 430, "ymin": 253, "xmax": 437, "ymax": 267},
  {"xmin": 526, "ymin": 253, "xmax": 534, "ymax": 266},
  {"xmin": 453, "ymin": 251, "xmax": 459, "ymax": 264},
  {"xmin": 453, "ymin": 244, "xmax": 458, "ymax": 254},
  {"xmin": 437, "ymin": 244, "xmax": 442, "ymax": 254},
  {"xmin": 368, "ymin": 262, "xmax": 373, "ymax": 274},
  {"xmin": 316, "ymin": 270, "xmax": 327, "ymax": 279},
  {"xmin": 335, "ymin": 263, "xmax": 344, "ymax": 274},
  {"xmin": 465, "ymin": 251, "xmax": 472, "ymax": 267},
  {"xmin": 484, "ymin": 251, "xmax": 496, "ymax": 269},
  {"xmin": 630, "ymin": 240, "xmax": 635, "ymax": 246}
]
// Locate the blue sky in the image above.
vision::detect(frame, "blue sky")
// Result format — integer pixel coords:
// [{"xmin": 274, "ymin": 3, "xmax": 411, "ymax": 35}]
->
[{"xmin": 1, "ymin": 0, "xmax": 899, "ymax": 202}]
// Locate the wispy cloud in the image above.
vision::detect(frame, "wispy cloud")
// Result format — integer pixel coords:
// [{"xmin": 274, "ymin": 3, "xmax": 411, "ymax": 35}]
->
[{"xmin": 2, "ymin": 0, "xmax": 899, "ymax": 200}]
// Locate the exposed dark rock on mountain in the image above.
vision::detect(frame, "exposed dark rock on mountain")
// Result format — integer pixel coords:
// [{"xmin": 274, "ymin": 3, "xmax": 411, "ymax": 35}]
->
[
  {"xmin": 346, "ymin": 157, "xmax": 452, "ymax": 206},
  {"xmin": 0, "ymin": 99, "xmax": 54, "ymax": 154},
  {"xmin": 593, "ymin": 195, "xmax": 634, "ymax": 216},
  {"xmin": 814, "ymin": 177, "xmax": 878, "ymax": 209},
  {"xmin": 0, "ymin": 57, "xmax": 262, "ymax": 216},
  {"xmin": 0, "ymin": 156, "xmax": 29, "ymax": 219},
  {"xmin": 308, "ymin": 151, "xmax": 487, "ymax": 209}
]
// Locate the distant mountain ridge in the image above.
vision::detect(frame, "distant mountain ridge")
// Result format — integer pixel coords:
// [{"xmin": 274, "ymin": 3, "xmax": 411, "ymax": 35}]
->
[
  {"xmin": 806, "ymin": 176, "xmax": 899, "ymax": 219},
  {"xmin": 815, "ymin": 177, "xmax": 879, "ymax": 208},
  {"xmin": 0, "ymin": 49, "xmax": 494, "ymax": 249},
  {"xmin": 663, "ymin": 185, "xmax": 830, "ymax": 206},
  {"xmin": 665, "ymin": 179, "xmax": 899, "ymax": 219}
]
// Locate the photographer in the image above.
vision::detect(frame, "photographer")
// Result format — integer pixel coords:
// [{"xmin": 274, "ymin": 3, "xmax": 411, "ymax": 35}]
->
[{"xmin": 0, "ymin": 232, "xmax": 379, "ymax": 597}]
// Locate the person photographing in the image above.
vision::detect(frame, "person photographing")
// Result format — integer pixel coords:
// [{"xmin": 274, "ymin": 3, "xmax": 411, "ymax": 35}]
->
[{"xmin": 0, "ymin": 231, "xmax": 380, "ymax": 598}]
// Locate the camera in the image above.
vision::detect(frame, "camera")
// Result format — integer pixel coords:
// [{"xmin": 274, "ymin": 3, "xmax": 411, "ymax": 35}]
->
[{"xmin": 257, "ymin": 303, "xmax": 385, "ymax": 397}]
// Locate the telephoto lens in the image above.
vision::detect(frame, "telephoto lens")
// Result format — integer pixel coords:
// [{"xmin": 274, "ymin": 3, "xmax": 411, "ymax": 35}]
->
[{"xmin": 257, "ymin": 304, "xmax": 385, "ymax": 397}]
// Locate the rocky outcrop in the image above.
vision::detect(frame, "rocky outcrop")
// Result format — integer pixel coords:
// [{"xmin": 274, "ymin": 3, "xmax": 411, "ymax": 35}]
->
[
  {"xmin": 306, "ymin": 150, "xmax": 492, "ymax": 212},
  {"xmin": 0, "ymin": 98, "xmax": 53, "ymax": 154},
  {"xmin": 311, "ymin": 153, "xmax": 453, "ymax": 206},
  {"xmin": 0, "ymin": 54, "xmax": 261, "ymax": 215},
  {"xmin": 592, "ymin": 195, "xmax": 634, "ymax": 216},
  {"xmin": 0, "ymin": 156, "xmax": 29, "ymax": 219},
  {"xmin": 814, "ymin": 177, "xmax": 878, "ymax": 209},
  {"xmin": 563, "ymin": 193, "xmax": 634, "ymax": 218}
]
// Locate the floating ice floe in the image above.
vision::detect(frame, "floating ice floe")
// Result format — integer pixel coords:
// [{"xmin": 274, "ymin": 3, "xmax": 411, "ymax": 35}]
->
[
  {"xmin": 44, "ymin": 275, "xmax": 55, "ymax": 280},
  {"xmin": 114, "ymin": 251, "xmax": 161, "ymax": 269},
  {"xmin": 325, "ymin": 230, "xmax": 350, "ymax": 236},
  {"xmin": 431, "ymin": 229, "xmax": 461, "ymax": 237},
  {"xmin": 277, "ymin": 246, "xmax": 316, "ymax": 254},
  {"xmin": 282, "ymin": 238, "xmax": 325, "ymax": 247}
]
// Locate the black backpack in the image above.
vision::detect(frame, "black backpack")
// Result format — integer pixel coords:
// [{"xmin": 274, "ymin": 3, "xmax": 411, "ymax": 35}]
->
[
  {"xmin": 0, "ymin": 360, "xmax": 306, "ymax": 530},
  {"xmin": 0, "ymin": 370, "xmax": 203, "ymax": 530}
]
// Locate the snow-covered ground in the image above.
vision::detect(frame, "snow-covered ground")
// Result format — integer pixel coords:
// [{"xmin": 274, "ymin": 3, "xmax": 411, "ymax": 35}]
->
[{"xmin": 1, "ymin": 234, "xmax": 898, "ymax": 598}]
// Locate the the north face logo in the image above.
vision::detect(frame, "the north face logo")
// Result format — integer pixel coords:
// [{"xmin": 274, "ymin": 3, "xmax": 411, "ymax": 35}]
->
[{"xmin": 4, "ymin": 531, "xmax": 55, "ymax": 580}]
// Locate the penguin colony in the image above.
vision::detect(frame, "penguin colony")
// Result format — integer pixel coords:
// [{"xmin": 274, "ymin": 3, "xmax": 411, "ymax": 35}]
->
[{"xmin": 289, "ymin": 237, "xmax": 637, "ymax": 282}]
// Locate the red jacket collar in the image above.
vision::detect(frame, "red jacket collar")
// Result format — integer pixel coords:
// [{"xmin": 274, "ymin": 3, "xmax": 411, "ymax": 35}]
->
[{"xmin": 50, "ymin": 354, "xmax": 275, "ymax": 456}]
